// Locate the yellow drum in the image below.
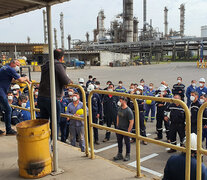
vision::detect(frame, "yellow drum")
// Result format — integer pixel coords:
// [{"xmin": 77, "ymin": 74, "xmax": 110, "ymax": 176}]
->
[{"xmin": 16, "ymin": 119, "xmax": 52, "ymax": 178}]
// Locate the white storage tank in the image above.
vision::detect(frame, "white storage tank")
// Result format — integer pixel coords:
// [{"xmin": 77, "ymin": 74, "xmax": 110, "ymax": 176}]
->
[{"xmin": 201, "ymin": 26, "xmax": 207, "ymax": 37}]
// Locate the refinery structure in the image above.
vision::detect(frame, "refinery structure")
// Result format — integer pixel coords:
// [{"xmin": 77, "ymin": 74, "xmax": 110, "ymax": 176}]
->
[{"xmin": 1, "ymin": 0, "xmax": 207, "ymax": 66}]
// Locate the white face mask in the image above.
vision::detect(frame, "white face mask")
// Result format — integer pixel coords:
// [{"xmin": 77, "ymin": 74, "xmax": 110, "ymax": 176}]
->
[
  {"xmin": 140, "ymin": 83, "xmax": 144, "ymax": 86},
  {"xmin": 73, "ymin": 96, "xmax": 78, "ymax": 102},
  {"xmin": 95, "ymin": 85, "xmax": 100, "ymax": 89},
  {"xmin": 79, "ymin": 83, "xmax": 84, "ymax": 86},
  {"xmin": 136, "ymin": 91, "xmax": 141, "ymax": 95},
  {"xmin": 177, "ymin": 80, "xmax": 182, "ymax": 83},
  {"xmin": 108, "ymin": 89, "xmax": 113, "ymax": 92},
  {"xmin": 119, "ymin": 84, "xmax": 122, "ymax": 87},
  {"xmin": 190, "ymin": 96, "xmax": 195, "ymax": 102},
  {"xmin": 35, "ymin": 92, "xmax": 38, "ymax": 96},
  {"xmin": 200, "ymin": 99, "xmax": 205, "ymax": 104},
  {"xmin": 68, "ymin": 92, "xmax": 73, "ymax": 96},
  {"xmin": 161, "ymin": 92, "xmax": 165, "ymax": 95},
  {"xmin": 117, "ymin": 101, "xmax": 122, "ymax": 107},
  {"xmin": 200, "ymin": 83, "xmax": 204, "ymax": 87},
  {"xmin": 129, "ymin": 89, "xmax": 134, "ymax": 92},
  {"xmin": 21, "ymin": 103, "xmax": 27, "ymax": 108},
  {"xmin": 14, "ymin": 66, "xmax": 20, "ymax": 72},
  {"xmin": 149, "ymin": 86, "xmax": 153, "ymax": 89},
  {"xmin": 13, "ymin": 90, "xmax": 17, "ymax": 95},
  {"xmin": 192, "ymin": 83, "xmax": 196, "ymax": 87},
  {"xmin": 8, "ymin": 96, "xmax": 13, "ymax": 100}
]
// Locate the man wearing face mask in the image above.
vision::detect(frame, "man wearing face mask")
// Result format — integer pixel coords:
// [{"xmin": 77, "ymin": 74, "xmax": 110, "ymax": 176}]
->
[
  {"xmin": 190, "ymin": 91, "xmax": 201, "ymax": 134},
  {"xmin": 18, "ymin": 94, "xmax": 31, "ymax": 121},
  {"xmin": 0, "ymin": 59, "xmax": 30, "ymax": 135},
  {"xmin": 38, "ymin": 49, "xmax": 73, "ymax": 138},
  {"xmin": 186, "ymin": 80, "xmax": 197, "ymax": 108},
  {"xmin": 115, "ymin": 81, "xmax": 126, "ymax": 93},
  {"xmin": 155, "ymin": 86, "xmax": 170, "ymax": 142},
  {"xmin": 172, "ymin": 77, "xmax": 185, "ymax": 101},
  {"xmin": 164, "ymin": 95, "xmax": 185, "ymax": 153},
  {"xmin": 86, "ymin": 75, "xmax": 93, "ymax": 88},
  {"xmin": 104, "ymin": 81, "xmax": 112, "ymax": 90},
  {"xmin": 11, "ymin": 84, "xmax": 21, "ymax": 105},
  {"xmin": 114, "ymin": 97, "xmax": 134, "ymax": 161},
  {"xmin": 77, "ymin": 78, "xmax": 87, "ymax": 102},
  {"xmin": 196, "ymin": 78, "xmax": 207, "ymax": 98},
  {"xmin": 144, "ymin": 83, "xmax": 156, "ymax": 122},
  {"xmin": 103, "ymin": 83, "xmax": 119, "ymax": 142},
  {"xmin": 66, "ymin": 92, "xmax": 88, "ymax": 152},
  {"xmin": 140, "ymin": 79, "xmax": 149, "ymax": 92}
]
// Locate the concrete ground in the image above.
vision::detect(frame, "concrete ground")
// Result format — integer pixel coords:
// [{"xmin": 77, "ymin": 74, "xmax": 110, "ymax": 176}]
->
[
  {"xmin": 3, "ymin": 62, "xmax": 207, "ymax": 179},
  {"xmin": 0, "ymin": 135, "xmax": 152, "ymax": 180}
]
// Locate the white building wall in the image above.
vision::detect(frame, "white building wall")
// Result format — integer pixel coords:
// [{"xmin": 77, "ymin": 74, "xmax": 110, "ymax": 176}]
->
[{"xmin": 100, "ymin": 51, "xmax": 130, "ymax": 66}]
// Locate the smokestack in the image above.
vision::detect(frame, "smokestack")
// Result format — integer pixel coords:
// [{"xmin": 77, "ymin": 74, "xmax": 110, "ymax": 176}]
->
[
  {"xmin": 113, "ymin": 20, "xmax": 119, "ymax": 43},
  {"xmin": 27, "ymin": 36, "xmax": 30, "ymax": 44},
  {"xmin": 98, "ymin": 10, "xmax": 105, "ymax": 41},
  {"xmin": 179, "ymin": 4, "xmax": 185, "ymax": 37},
  {"xmin": 133, "ymin": 17, "xmax": 138, "ymax": 42},
  {"xmin": 143, "ymin": 0, "xmax": 147, "ymax": 31},
  {"xmin": 54, "ymin": 28, "xmax": 58, "ymax": 49},
  {"xmin": 60, "ymin": 12, "xmax": 65, "ymax": 49},
  {"xmin": 67, "ymin": 35, "xmax": 71, "ymax": 50},
  {"xmin": 86, "ymin": 32, "xmax": 89, "ymax": 42},
  {"xmin": 123, "ymin": 0, "xmax": 134, "ymax": 42},
  {"xmin": 164, "ymin": 6, "xmax": 168, "ymax": 38},
  {"xmin": 43, "ymin": 10, "xmax": 48, "ymax": 44},
  {"xmin": 93, "ymin": 29, "xmax": 98, "ymax": 42}
]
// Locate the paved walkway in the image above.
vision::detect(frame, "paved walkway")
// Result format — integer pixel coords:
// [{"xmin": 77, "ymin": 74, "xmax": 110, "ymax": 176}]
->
[{"xmin": 0, "ymin": 135, "xmax": 153, "ymax": 180}]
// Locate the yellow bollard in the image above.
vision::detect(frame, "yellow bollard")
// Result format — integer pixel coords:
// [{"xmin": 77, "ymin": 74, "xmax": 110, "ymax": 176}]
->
[
  {"xmin": 197, "ymin": 61, "xmax": 200, "ymax": 68},
  {"xmin": 205, "ymin": 62, "xmax": 207, "ymax": 68},
  {"xmin": 201, "ymin": 62, "xmax": 204, "ymax": 69},
  {"xmin": 16, "ymin": 119, "xmax": 52, "ymax": 179}
]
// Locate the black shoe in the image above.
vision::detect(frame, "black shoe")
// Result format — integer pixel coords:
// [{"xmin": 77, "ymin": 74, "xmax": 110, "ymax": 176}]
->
[
  {"xmin": 95, "ymin": 141, "xmax": 100, "ymax": 145},
  {"xmin": 103, "ymin": 138, "xmax": 109, "ymax": 142},
  {"xmin": 113, "ymin": 153, "xmax": 123, "ymax": 161},
  {"xmin": 167, "ymin": 149, "xmax": 177, "ymax": 153},
  {"xmin": 123, "ymin": 153, "xmax": 130, "ymax": 161},
  {"xmin": 0, "ymin": 129, "xmax": 4, "ymax": 136},
  {"xmin": 142, "ymin": 140, "xmax": 148, "ymax": 145},
  {"xmin": 6, "ymin": 129, "xmax": 17, "ymax": 136},
  {"xmin": 154, "ymin": 137, "xmax": 162, "ymax": 140}
]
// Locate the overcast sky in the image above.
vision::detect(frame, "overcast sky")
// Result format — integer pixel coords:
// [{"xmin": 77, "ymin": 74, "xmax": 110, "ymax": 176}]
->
[{"xmin": 0, "ymin": 0, "xmax": 206, "ymax": 45}]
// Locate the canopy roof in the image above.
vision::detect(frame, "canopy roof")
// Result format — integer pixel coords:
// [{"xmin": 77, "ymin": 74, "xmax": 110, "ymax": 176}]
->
[{"xmin": 0, "ymin": 0, "xmax": 69, "ymax": 20}]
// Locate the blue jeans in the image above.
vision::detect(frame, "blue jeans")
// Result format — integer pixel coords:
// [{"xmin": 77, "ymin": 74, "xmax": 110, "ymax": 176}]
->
[
  {"xmin": 37, "ymin": 96, "xmax": 61, "ymax": 139},
  {"xmin": 0, "ymin": 95, "xmax": 12, "ymax": 132},
  {"xmin": 145, "ymin": 104, "xmax": 156, "ymax": 121}
]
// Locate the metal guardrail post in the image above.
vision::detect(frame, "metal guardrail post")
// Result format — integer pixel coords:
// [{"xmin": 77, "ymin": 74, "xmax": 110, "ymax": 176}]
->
[{"xmin": 197, "ymin": 103, "xmax": 207, "ymax": 180}]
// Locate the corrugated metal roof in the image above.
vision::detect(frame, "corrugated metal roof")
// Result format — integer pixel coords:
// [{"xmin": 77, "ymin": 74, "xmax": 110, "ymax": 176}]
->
[{"xmin": 0, "ymin": 0, "xmax": 69, "ymax": 20}]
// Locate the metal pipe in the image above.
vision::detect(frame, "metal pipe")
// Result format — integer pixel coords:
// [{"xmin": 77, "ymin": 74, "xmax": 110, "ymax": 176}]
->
[
  {"xmin": 46, "ymin": 5, "xmax": 58, "ymax": 172},
  {"xmin": 197, "ymin": 103, "xmax": 207, "ymax": 180}
]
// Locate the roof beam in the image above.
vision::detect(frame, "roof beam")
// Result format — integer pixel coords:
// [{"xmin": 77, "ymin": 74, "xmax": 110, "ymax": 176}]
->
[{"xmin": 17, "ymin": 0, "xmax": 47, "ymax": 5}]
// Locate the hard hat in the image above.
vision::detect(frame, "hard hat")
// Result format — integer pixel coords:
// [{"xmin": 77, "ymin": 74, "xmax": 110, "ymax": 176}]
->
[
  {"xmin": 137, "ymin": 85, "xmax": 144, "ymax": 91},
  {"xmin": 79, "ymin": 78, "xmax": 84, "ymax": 83},
  {"xmin": 76, "ymin": 109, "xmax": 84, "ymax": 116},
  {"xmin": 146, "ymin": 100, "xmax": 152, "ymax": 105},
  {"xmin": 199, "ymin": 78, "xmax": 205, "ymax": 83},
  {"xmin": 184, "ymin": 133, "xmax": 197, "ymax": 151},
  {"xmin": 87, "ymin": 84, "xmax": 95, "ymax": 92},
  {"xmin": 12, "ymin": 84, "xmax": 20, "ymax": 90}
]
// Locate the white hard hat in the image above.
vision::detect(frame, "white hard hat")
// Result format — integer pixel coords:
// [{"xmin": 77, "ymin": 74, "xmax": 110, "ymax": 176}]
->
[
  {"xmin": 87, "ymin": 84, "xmax": 95, "ymax": 92},
  {"xmin": 12, "ymin": 84, "xmax": 20, "ymax": 90},
  {"xmin": 199, "ymin": 78, "xmax": 205, "ymax": 83},
  {"xmin": 184, "ymin": 133, "xmax": 197, "ymax": 151},
  {"xmin": 78, "ymin": 78, "xmax": 84, "ymax": 83},
  {"xmin": 159, "ymin": 86, "xmax": 166, "ymax": 92},
  {"xmin": 137, "ymin": 85, "xmax": 144, "ymax": 91}
]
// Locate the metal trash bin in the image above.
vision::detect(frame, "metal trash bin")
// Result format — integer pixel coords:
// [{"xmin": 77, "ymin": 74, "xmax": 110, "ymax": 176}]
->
[{"xmin": 16, "ymin": 119, "xmax": 52, "ymax": 178}]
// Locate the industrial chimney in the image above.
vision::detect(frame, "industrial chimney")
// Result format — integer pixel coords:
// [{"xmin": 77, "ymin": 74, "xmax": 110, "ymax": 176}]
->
[
  {"xmin": 164, "ymin": 6, "xmax": 168, "ymax": 39},
  {"xmin": 133, "ymin": 17, "xmax": 138, "ymax": 42},
  {"xmin": 86, "ymin": 32, "xmax": 90, "ymax": 43},
  {"xmin": 67, "ymin": 35, "xmax": 71, "ymax": 50},
  {"xmin": 60, "ymin": 12, "xmax": 65, "ymax": 49},
  {"xmin": 54, "ymin": 28, "xmax": 58, "ymax": 49},
  {"xmin": 98, "ymin": 10, "xmax": 105, "ymax": 41},
  {"xmin": 123, "ymin": 0, "xmax": 134, "ymax": 42},
  {"xmin": 43, "ymin": 10, "xmax": 48, "ymax": 44},
  {"xmin": 143, "ymin": 0, "xmax": 147, "ymax": 32},
  {"xmin": 179, "ymin": 4, "xmax": 185, "ymax": 37}
]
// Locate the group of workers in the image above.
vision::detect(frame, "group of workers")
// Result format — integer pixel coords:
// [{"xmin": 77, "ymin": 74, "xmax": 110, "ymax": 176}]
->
[{"xmin": 1, "ymin": 49, "xmax": 207, "ymax": 179}]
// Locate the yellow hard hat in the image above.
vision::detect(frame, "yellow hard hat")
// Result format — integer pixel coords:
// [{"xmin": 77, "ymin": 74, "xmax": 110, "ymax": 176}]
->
[
  {"xmin": 146, "ymin": 100, "xmax": 152, "ymax": 105},
  {"xmin": 76, "ymin": 109, "xmax": 84, "ymax": 115}
]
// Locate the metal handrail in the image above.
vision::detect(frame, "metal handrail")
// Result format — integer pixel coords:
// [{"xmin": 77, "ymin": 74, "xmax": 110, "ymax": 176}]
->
[
  {"xmin": 88, "ymin": 90, "xmax": 191, "ymax": 179},
  {"xmin": 30, "ymin": 82, "xmax": 89, "ymax": 157},
  {"xmin": 197, "ymin": 102, "xmax": 207, "ymax": 180}
]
